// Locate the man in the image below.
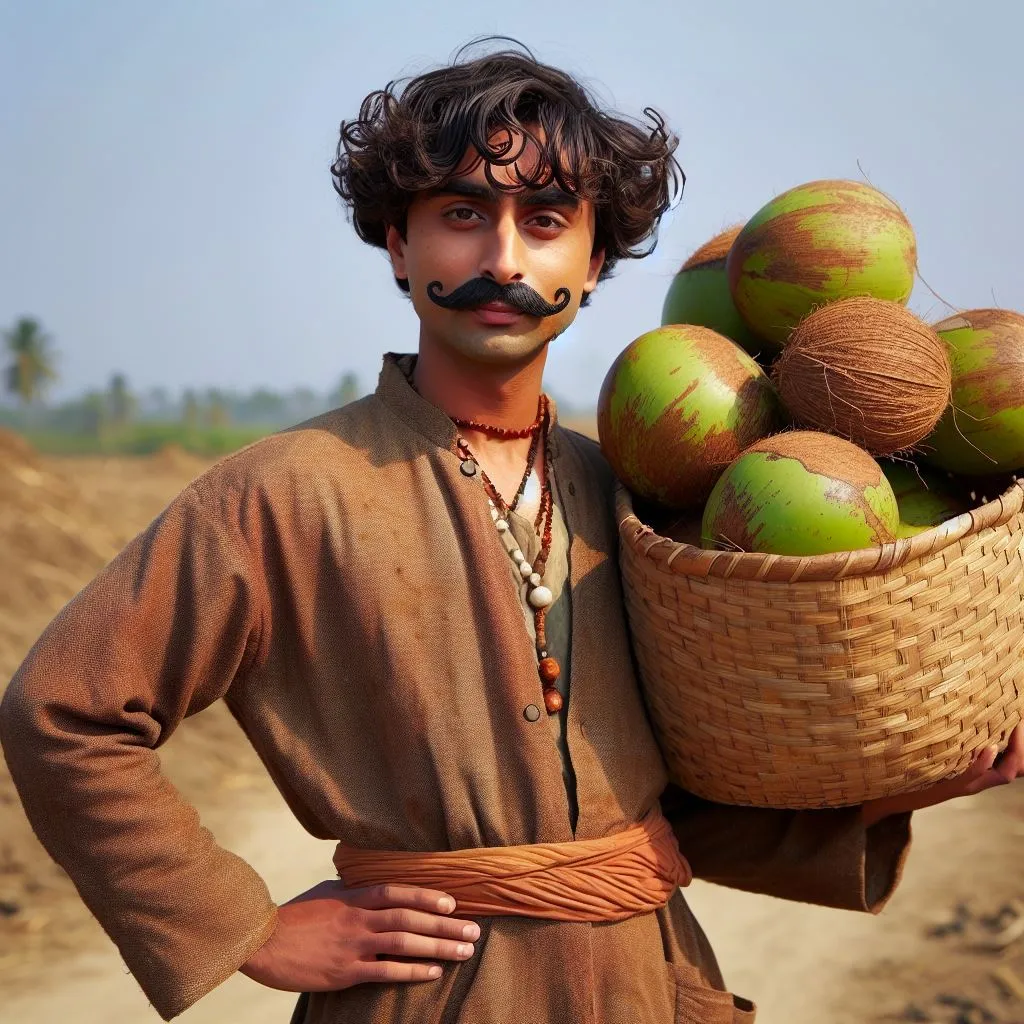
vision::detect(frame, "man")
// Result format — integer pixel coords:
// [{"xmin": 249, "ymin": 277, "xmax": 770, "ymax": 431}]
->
[{"xmin": 2, "ymin": 40, "xmax": 1022, "ymax": 1024}]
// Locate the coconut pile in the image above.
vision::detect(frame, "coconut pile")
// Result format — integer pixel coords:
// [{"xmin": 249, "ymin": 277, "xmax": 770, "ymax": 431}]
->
[{"xmin": 598, "ymin": 179, "xmax": 1024, "ymax": 556}]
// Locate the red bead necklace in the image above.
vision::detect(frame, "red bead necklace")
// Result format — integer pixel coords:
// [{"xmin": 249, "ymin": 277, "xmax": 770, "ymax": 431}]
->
[{"xmin": 455, "ymin": 397, "xmax": 563, "ymax": 715}]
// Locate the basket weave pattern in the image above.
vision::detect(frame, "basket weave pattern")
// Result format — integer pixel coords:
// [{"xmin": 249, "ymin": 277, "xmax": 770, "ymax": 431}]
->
[{"xmin": 616, "ymin": 481, "xmax": 1024, "ymax": 808}]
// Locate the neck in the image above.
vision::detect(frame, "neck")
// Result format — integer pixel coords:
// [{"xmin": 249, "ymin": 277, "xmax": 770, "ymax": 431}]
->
[{"xmin": 412, "ymin": 337, "xmax": 547, "ymax": 429}]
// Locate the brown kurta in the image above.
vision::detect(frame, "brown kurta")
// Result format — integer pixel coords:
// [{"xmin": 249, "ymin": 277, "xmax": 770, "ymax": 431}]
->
[{"xmin": 0, "ymin": 354, "xmax": 913, "ymax": 1023}]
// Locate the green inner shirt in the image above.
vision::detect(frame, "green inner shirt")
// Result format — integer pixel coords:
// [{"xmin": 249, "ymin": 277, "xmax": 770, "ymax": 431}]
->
[{"xmin": 506, "ymin": 481, "xmax": 579, "ymax": 834}]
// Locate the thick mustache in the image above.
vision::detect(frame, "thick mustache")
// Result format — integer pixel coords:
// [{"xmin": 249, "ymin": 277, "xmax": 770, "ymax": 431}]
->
[{"xmin": 426, "ymin": 279, "xmax": 572, "ymax": 317}]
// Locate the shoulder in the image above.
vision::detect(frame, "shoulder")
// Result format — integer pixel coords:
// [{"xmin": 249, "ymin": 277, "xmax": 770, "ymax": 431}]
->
[
  {"xmin": 554, "ymin": 425, "xmax": 615, "ymax": 488},
  {"xmin": 182, "ymin": 395, "xmax": 396, "ymax": 518}
]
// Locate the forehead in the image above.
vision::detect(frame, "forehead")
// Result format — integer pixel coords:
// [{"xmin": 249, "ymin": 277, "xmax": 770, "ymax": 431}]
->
[{"xmin": 451, "ymin": 129, "xmax": 562, "ymax": 191}]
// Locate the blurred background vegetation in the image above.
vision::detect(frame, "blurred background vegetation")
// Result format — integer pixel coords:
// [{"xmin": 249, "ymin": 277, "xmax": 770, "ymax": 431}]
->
[{"xmin": 2, "ymin": 315, "xmax": 366, "ymax": 456}]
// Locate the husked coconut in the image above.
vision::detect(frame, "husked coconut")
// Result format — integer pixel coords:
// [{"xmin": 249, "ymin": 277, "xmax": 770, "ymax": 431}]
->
[{"xmin": 772, "ymin": 297, "xmax": 951, "ymax": 456}]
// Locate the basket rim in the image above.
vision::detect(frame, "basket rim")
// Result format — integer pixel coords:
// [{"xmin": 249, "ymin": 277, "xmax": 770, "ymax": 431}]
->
[{"xmin": 615, "ymin": 478, "xmax": 1024, "ymax": 583}]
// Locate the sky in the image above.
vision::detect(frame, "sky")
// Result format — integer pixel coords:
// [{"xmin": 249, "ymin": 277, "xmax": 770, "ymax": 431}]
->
[{"xmin": 2, "ymin": 1, "xmax": 1023, "ymax": 409}]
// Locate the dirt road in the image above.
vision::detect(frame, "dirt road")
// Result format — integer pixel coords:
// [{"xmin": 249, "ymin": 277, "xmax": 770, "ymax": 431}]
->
[{"xmin": 4, "ymin": 783, "xmax": 1024, "ymax": 1024}]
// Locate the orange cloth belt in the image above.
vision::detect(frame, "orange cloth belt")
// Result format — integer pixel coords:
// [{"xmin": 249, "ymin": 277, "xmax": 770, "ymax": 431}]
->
[{"xmin": 332, "ymin": 805, "xmax": 691, "ymax": 922}]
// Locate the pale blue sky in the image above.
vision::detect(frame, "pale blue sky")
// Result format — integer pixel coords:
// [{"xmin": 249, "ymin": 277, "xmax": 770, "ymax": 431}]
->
[{"xmin": 2, "ymin": 1, "xmax": 1022, "ymax": 407}]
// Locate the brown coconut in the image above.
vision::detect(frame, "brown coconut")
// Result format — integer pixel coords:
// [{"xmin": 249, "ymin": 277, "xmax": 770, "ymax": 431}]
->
[
  {"xmin": 772, "ymin": 297, "xmax": 952, "ymax": 456},
  {"xmin": 681, "ymin": 224, "xmax": 743, "ymax": 270}
]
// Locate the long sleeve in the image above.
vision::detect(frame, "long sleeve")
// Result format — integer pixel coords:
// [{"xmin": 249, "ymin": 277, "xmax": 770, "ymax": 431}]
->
[
  {"xmin": 0, "ymin": 481, "xmax": 277, "ymax": 1020},
  {"xmin": 661, "ymin": 782, "xmax": 913, "ymax": 913}
]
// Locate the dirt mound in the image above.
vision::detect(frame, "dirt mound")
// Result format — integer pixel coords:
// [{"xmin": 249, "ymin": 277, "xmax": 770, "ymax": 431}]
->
[
  {"xmin": 0, "ymin": 428, "xmax": 38, "ymax": 468},
  {"xmin": 148, "ymin": 442, "xmax": 207, "ymax": 476},
  {"xmin": 0, "ymin": 452, "xmax": 274, "ymax": 989}
]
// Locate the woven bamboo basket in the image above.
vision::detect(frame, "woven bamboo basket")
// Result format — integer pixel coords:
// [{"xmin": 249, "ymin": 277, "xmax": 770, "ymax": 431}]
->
[{"xmin": 616, "ymin": 479, "xmax": 1024, "ymax": 809}]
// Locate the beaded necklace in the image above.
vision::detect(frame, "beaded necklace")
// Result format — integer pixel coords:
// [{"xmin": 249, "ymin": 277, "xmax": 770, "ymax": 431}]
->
[{"xmin": 453, "ymin": 397, "xmax": 563, "ymax": 715}]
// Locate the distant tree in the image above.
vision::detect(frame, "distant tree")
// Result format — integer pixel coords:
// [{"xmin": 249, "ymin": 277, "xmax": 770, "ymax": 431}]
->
[
  {"xmin": 329, "ymin": 372, "xmax": 361, "ymax": 409},
  {"xmin": 3, "ymin": 317, "xmax": 58, "ymax": 405},
  {"xmin": 106, "ymin": 373, "xmax": 136, "ymax": 428},
  {"xmin": 181, "ymin": 389, "xmax": 201, "ymax": 431},
  {"xmin": 143, "ymin": 386, "xmax": 173, "ymax": 420},
  {"xmin": 237, "ymin": 387, "xmax": 288, "ymax": 424},
  {"xmin": 204, "ymin": 388, "xmax": 231, "ymax": 429},
  {"xmin": 288, "ymin": 386, "xmax": 321, "ymax": 421}
]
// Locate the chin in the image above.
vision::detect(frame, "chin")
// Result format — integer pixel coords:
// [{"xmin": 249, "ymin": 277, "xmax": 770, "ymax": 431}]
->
[{"xmin": 447, "ymin": 331, "xmax": 551, "ymax": 365}]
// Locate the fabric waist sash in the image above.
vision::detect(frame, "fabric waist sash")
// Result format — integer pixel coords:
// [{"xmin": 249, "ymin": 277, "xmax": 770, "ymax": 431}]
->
[{"xmin": 331, "ymin": 804, "xmax": 691, "ymax": 922}]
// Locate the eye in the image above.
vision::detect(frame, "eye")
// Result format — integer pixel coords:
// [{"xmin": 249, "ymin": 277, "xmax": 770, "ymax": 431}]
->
[
  {"xmin": 528, "ymin": 214, "xmax": 564, "ymax": 230},
  {"xmin": 444, "ymin": 206, "xmax": 482, "ymax": 223}
]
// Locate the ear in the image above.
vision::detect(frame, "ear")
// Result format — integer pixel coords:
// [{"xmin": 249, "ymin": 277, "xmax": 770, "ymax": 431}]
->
[
  {"xmin": 583, "ymin": 246, "xmax": 606, "ymax": 295},
  {"xmin": 385, "ymin": 224, "xmax": 408, "ymax": 283}
]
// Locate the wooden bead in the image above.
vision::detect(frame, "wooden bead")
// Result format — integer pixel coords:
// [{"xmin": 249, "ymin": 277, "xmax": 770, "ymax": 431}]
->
[
  {"xmin": 543, "ymin": 688, "xmax": 563, "ymax": 714},
  {"xmin": 538, "ymin": 657, "xmax": 561, "ymax": 684}
]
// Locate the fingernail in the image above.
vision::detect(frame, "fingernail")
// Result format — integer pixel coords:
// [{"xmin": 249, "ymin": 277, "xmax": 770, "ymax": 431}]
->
[
  {"xmin": 462, "ymin": 923, "xmax": 480, "ymax": 940},
  {"xmin": 457, "ymin": 943, "xmax": 474, "ymax": 958},
  {"xmin": 429, "ymin": 966, "xmax": 442, "ymax": 978},
  {"xmin": 438, "ymin": 897, "xmax": 455, "ymax": 913}
]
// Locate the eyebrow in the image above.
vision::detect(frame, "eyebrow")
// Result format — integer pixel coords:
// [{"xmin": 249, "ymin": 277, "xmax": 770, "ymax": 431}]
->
[{"xmin": 433, "ymin": 179, "xmax": 581, "ymax": 210}]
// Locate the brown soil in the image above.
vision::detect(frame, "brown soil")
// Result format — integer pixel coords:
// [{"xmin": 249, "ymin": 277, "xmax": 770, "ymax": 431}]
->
[
  {"xmin": 0, "ymin": 440, "xmax": 274, "ymax": 991},
  {"xmin": 3, "ymin": 432, "xmax": 1024, "ymax": 1023}
]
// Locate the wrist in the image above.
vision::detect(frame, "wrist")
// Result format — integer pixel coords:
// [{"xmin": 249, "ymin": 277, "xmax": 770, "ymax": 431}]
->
[{"xmin": 860, "ymin": 794, "xmax": 904, "ymax": 828}]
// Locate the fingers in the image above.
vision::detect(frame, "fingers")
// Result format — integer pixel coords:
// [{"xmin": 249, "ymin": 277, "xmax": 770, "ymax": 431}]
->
[
  {"xmin": 355, "ymin": 960, "xmax": 445, "ymax": 984},
  {"xmin": 348, "ymin": 884, "xmax": 458, "ymax": 915},
  {"xmin": 962, "ymin": 744, "xmax": 999, "ymax": 783},
  {"xmin": 366, "ymin": 906, "xmax": 480, "ymax": 942},
  {"xmin": 976, "ymin": 745, "xmax": 1000, "ymax": 773},
  {"xmin": 993, "ymin": 731, "xmax": 1024, "ymax": 782},
  {"xmin": 369, "ymin": 931, "xmax": 476, "ymax": 963}
]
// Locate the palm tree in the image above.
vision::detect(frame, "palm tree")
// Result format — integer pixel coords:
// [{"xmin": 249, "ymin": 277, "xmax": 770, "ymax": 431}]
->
[
  {"xmin": 4, "ymin": 317, "xmax": 58, "ymax": 405},
  {"xmin": 107, "ymin": 372, "xmax": 135, "ymax": 427},
  {"xmin": 329, "ymin": 372, "xmax": 361, "ymax": 409}
]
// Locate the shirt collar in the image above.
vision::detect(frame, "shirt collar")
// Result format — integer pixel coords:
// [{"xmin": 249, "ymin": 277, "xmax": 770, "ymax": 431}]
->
[{"xmin": 374, "ymin": 352, "xmax": 562, "ymax": 457}]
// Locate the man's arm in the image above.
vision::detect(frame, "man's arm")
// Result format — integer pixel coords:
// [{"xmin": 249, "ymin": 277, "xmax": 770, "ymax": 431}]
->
[
  {"xmin": 661, "ymin": 784, "xmax": 913, "ymax": 913},
  {"xmin": 0, "ymin": 481, "xmax": 277, "ymax": 1021},
  {"xmin": 664, "ymin": 727, "xmax": 1024, "ymax": 912}
]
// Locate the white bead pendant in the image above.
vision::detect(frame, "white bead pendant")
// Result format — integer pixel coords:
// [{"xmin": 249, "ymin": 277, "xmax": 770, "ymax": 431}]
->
[{"xmin": 528, "ymin": 585, "xmax": 553, "ymax": 608}]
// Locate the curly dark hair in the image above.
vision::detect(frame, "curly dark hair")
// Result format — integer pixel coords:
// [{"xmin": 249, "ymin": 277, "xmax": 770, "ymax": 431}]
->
[{"xmin": 331, "ymin": 38, "xmax": 685, "ymax": 304}]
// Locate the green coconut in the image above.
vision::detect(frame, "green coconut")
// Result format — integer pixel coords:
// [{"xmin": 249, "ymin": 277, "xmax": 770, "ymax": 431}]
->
[
  {"xmin": 701, "ymin": 431, "xmax": 899, "ymax": 555},
  {"xmin": 597, "ymin": 325, "xmax": 782, "ymax": 510},
  {"xmin": 727, "ymin": 179, "xmax": 918, "ymax": 349},
  {"xmin": 880, "ymin": 461, "xmax": 969, "ymax": 538},
  {"xmin": 921, "ymin": 309, "xmax": 1024, "ymax": 476},
  {"xmin": 661, "ymin": 226, "xmax": 766, "ymax": 359}
]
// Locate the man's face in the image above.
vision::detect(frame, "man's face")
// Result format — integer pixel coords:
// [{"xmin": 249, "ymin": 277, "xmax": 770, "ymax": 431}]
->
[{"xmin": 386, "ymin": 133, "xmax": 605, "ymax": 366}]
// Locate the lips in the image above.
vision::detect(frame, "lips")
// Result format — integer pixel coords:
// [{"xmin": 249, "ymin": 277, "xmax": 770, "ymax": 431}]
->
[
  {"xmin": 477, "ymin": 302, "xmax": 519, "ymax": 313},
  {"xmin": 471, "ymin": 302, "xmax": 524, "ymax": 326}
]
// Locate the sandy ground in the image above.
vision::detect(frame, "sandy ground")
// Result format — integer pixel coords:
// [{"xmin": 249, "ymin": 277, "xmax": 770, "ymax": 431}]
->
[
  {"xmin": 4, "ymin": 788, "xmax": 1024, "ymax": 1024},
  {"xmin": 3, "ymin": 432, "xmax": 1024, "ymax": 1024}
]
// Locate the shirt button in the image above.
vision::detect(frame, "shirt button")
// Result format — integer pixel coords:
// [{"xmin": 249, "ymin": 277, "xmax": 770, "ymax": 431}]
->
[
  {"xmin": 523, "ymin": 704, "xmax": 541, "ymax": 722},
  {"xmin": 460, "ymin": 460, "xmax": 479, "ymax": 477}
]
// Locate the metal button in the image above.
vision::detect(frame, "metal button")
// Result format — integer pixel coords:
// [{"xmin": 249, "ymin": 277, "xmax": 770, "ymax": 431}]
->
[
  {"xmin": 523, "ymin": 704, "xmax": 541, "ymax": 722},
  {"xmin": 460, "ymin": 460, "xmax": 479, "ymax": 477}
]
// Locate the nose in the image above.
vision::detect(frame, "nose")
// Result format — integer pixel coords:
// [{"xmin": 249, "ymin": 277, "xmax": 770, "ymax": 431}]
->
[{"xmin": 478, "ymin": 210, "xmax": 525, "ymax": 286}]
